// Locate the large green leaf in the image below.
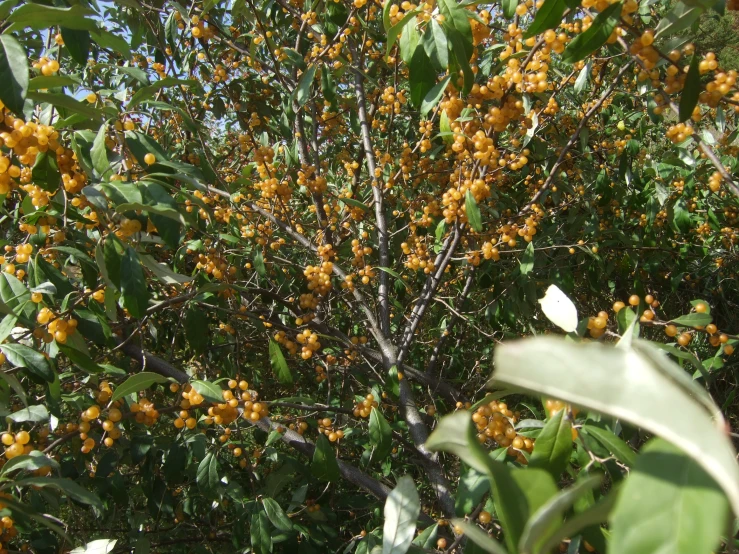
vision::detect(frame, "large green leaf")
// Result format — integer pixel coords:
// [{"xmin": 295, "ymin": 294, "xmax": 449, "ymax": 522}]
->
[
  {"xmin": 501, "ymin": 0, "xmax": 517, "ymax": 18},
  {"xmin": 269, "ymin": 339, "xmax": 293, "ymax": 385},
  {"xmin": 465, "ymin": 190, "xmax": 482, "ymax": 232},
  {"xmin": 262, "ymin": 498, "xmax": 294, "ymax": 532},
  {"xmin": 61, "ymin": 28, "xmax": 91, "ymax": 66},
  {"xmin": 399, "ymin": 16, "xmax": 420, "ymax": 64},
  {"xmin": 197, "ymin": 452, "xmax": 219, "ymax": 491},
  {"xmin": 110, "ymin": 372, "xmax": 169, "ymax": 402},
  {"xmin": 580, "ymin": 425, "xmax": 636, "ymax": 467},
  {"xmin": 451, "ymin": 519, "xmax": 508, "ymax": 553},
  {"xmin": 561, "ymin": 2, "xmax": 621, "ymax": 64},
  {"xmin": 422, "ymin": 19, "xmax": 448, "ymax": 71},
  {"xmin": 120, "ymin": 247, "xmax": 149, "ymax": 318},
  {"xmin": 518, "ymin": 474, "xmax": 602, "ymax": 554},
  {"xmin": 6, "ymin": 4, "xmax": 98, "ymax": 31},
  {"xmin": 1, "ymin": 344, "xmax": 54, "ymax": 382},
  {"xmin": 294, "ymin": 65, "xmax": 317, "ymax": 109},
  {"xmin": 311, "ymin": 434, "xmax": 340, "ymax": 482},
  {"xmin": 679, "ymin": 55, "xmax": 700, "ymax": 123},
  {"xmin": 251, "ymin": 511, "xmax": 273, "ymax": 554},
  {"xmin": 385, "ymin": 8, "xmax": 424, "ymax": 57},
  {"xmin": 0, "ymin": 452, "xmax": 60, "ymax": 477},
  {"xmin": 492, "ymin": 337, "xmax": 739, "ymax": 516},
  {"xmin": 8, "ymin": 478, "xmax": 102, "ymax": 511},
  {"xmin": 0, "ymin": 34, "xmax": 28, "ymax": 116},
  {"xmin": 382, "ymin": 476, "xmax": 420, "ymax": 554},
  {"xmin": 529, "ymin": 409, "xmax": 572, "ymax": 478},
  {"xmin": 28, "ymin": 91, "xmax": 105, "ymax": 120},
  {"xmin": 191, "ymin": 380, "xmax": 224, "ymax": 403},
  {"xmin": 369, "ymin": 407, "xmax": 393, "ymax": 464},
  {"xmin": 91, "ymin": 122, "xmax": 110, "ymax": 178},
  {"xmin": 7, "ymin": 405, "xmax": 49, "ymax": 423},
  {"xmin": 609, "ymin": 438, "xmax": 729, "ymax": 554},
  {"xmin": 524, "ymin": 0, "xmax": 566, "ymax": 38},
  {"xmin": 185, "ymin": 306, "xmax": 209, "ymax": 355},
  {"xmin": 421, "ymin": 75, "xmax": 451, "ymax": 117},
  {"xmin": 409, "ymin": 48, "xmax": 436, "ymax": 108}
]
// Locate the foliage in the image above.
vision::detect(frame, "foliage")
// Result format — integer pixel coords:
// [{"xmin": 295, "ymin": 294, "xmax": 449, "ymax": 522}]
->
[{"xmin": 0, "ymin": 0, "xmax": 737, "ymax": 552}]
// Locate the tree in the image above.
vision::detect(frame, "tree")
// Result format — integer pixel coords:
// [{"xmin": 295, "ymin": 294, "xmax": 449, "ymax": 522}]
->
[{"xmin": 0, "ymin": 0, "xmax": 737, "ymax": 552}]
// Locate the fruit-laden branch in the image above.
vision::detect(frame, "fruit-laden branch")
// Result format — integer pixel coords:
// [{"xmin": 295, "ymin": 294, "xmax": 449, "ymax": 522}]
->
[
  {"xmin": 117, "ymin": 340, "xmax": 437, "ymax": 523},
  {"xmin": 515, "ymin": 59, "xmax": 635, "ymax": 220},
  {"xmin": 610, "ymin": 29, "xmax": 739, "ymax": 199}
]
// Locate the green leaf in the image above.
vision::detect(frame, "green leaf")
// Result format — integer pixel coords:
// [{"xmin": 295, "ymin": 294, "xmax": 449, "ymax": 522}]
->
[
  {"xmin": 465, "ymin": 190, "xmax": 482, "ymax": 232},
  {"xmin": 455, "ymin": 465, "xmax": 489, "ymax": 516},
  {"xmin": 101, "ymin": 235, "xmax": 123, "ymax": 289},
  {"xmin": 9, "ymin": 478, "xmax": 102, "ymax": 511},
  {"xmin": 383, "ymin": 0, "xmax": 393, "ymax": 30},
  {"xmin": 609, "ymin": 438, "xmax": 728, "ymax": 554},
  {"xmin": 0, "ymin": 271, "xmax": 32, "ymax": 317},
  {"xmin": 421, "ymin": 75, "xmax": 450, "ymax": 117},
  {"xmin": 422, "ymin": 19, "xmax": 448, "ymax": 71},
  {"xmin": 654, "ymin": 2, "xmax": 703, "ymax": 39},
  {"xmin": 339, "ymin": 197, "xmax": 370, "ymax": 211},
  {"xmin": 91, "ymin": 122, "xmax": 110, "ymax": 178},
  {"xmin": 491, "ymin": 337, "xmax": 739, "ymax": 516},
  {"xmin": 321, "ymin": 64, "xmax": 337, "ymax": 104},
  {"xmin": 6, "ymin": 4, "xmax": 98, "ymax": 31},
  {"xmin": 581, "ymin": 425, "xmax": 636, "ymax": 467},
  {"xmin": 111, "ymin": 372, "xmax": 169, "ymax": 402},
  {"xmin": 57, "ymin": 344, "xmax": 103, "ymax": 375},
  {"xmin": 451, "ymin": 519, "xmax": 508, "ymax": 553},
  {"xmin": 369, "ymin": 407, "xmax": 393, "ymax": 464},
  {"xmin": 574, "ymin": 61, "xmax": 591, "ymax": 94},
  {"xmin": 196, "ymin": 452, "xmax": 219, "ymax": 491},
  {"xmin": 1, "ymin": 344, "xmax": 54, "ymax": 382},
  {"xmin": 501, "ymin": 0, "xmax": 517, "ymax": 18},
  {"xmin": 185, "ymin": 306, "xmax": 209, "ymax": 355},
  {"xmin": 27, "ymin": 91, "xmax": 104, "ymax": 121},
  {"xmin": 670, "ymin": 312, "xmax": 712, "ymax": 327},
  {"xmin": 7, "ymin": 405, "xmax": 49, "ymax": 423},
  {"xmin": 251, "ymin": 511, "xmax": 273, "ymax": 554},
  {"xmin": 191, "ymin": 380, "xmax": 224, "ymax": 404},
  {"xmin": 90, "ymin": 29, "xmax": 132, "ymax": 58},
  {"xmin": 294, "ymin": 65, "xmax": 317, "ymax": 109},
  {"xmin": 254, "ymin": 251, "xmax": 267, "ymax": 277},
  {"xmin": 440, "ymin": 109, "xmax": 453, "ymax": 143},
  {"xmin": 128, "ymin": 78, "xmax": 197, "ymax": 109},
  {"xmin": 519, "ymin": 242, "xmax": 535, "ymax": 276},
  {"xmin": 0, "ymin": 34, "xmax": 29, "ymax": 116},
  {"xmin": 445, "ymin": 25, "xmax": 475, "ymax": 94},
  {"xmin": 61, "ymin": 28, "xmax": 91, "ymax": 65},
  {"xmin": 311, "ymin": 434, "xmax": 340, "ymax": 482},
  {"xmin": 438, "ymin": 0, "xmax": 473, "ymax": 60},
  {"xmin": 386, "ymin": 8, "xmax": 424, "ymax": 57},
  {"xmin": 262, "ymin": 498, "xmax": 294, "ymax": 532},
  {"xmin": 410, "ymin": 48, "xmax": 436, "ymax": 108},
  {"xmin": 382, "ymin": 476, "xmax": 420, "ymax": 554},
  {"xmin": 679, "ymin": 55, "xmax": 700, "ymax": 122},
  {"xmin": 518, "ymin": 474, "xmax": 603, "ymax": 554},
  {"xmin": 561, "ymin": 2, "xmax": 621, "ymax": 64},
  {"xmin": 529, "ymin": 409, "xmax": 572, "ymax": 478},
  {"xmin": 399, "ymin": 16, "xmax": 420, "ymax": 64},
  {"xmin": 0, "ymin": 452, "xmax": 59, "ymax": 477},
  {"xmin": 120, "ymin": 247, "xmax": 150, "ymax": 318},
  {"xmin": 524, "ymin": 0, "xmax": 566, "ymax": 38},
  {"xmin": 269, "ymin": 339, "xmax": 293, "ymax": 385},
  {"xmin": 139, "ymin": 255, "xmax": 191, "ymax": 285}
]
